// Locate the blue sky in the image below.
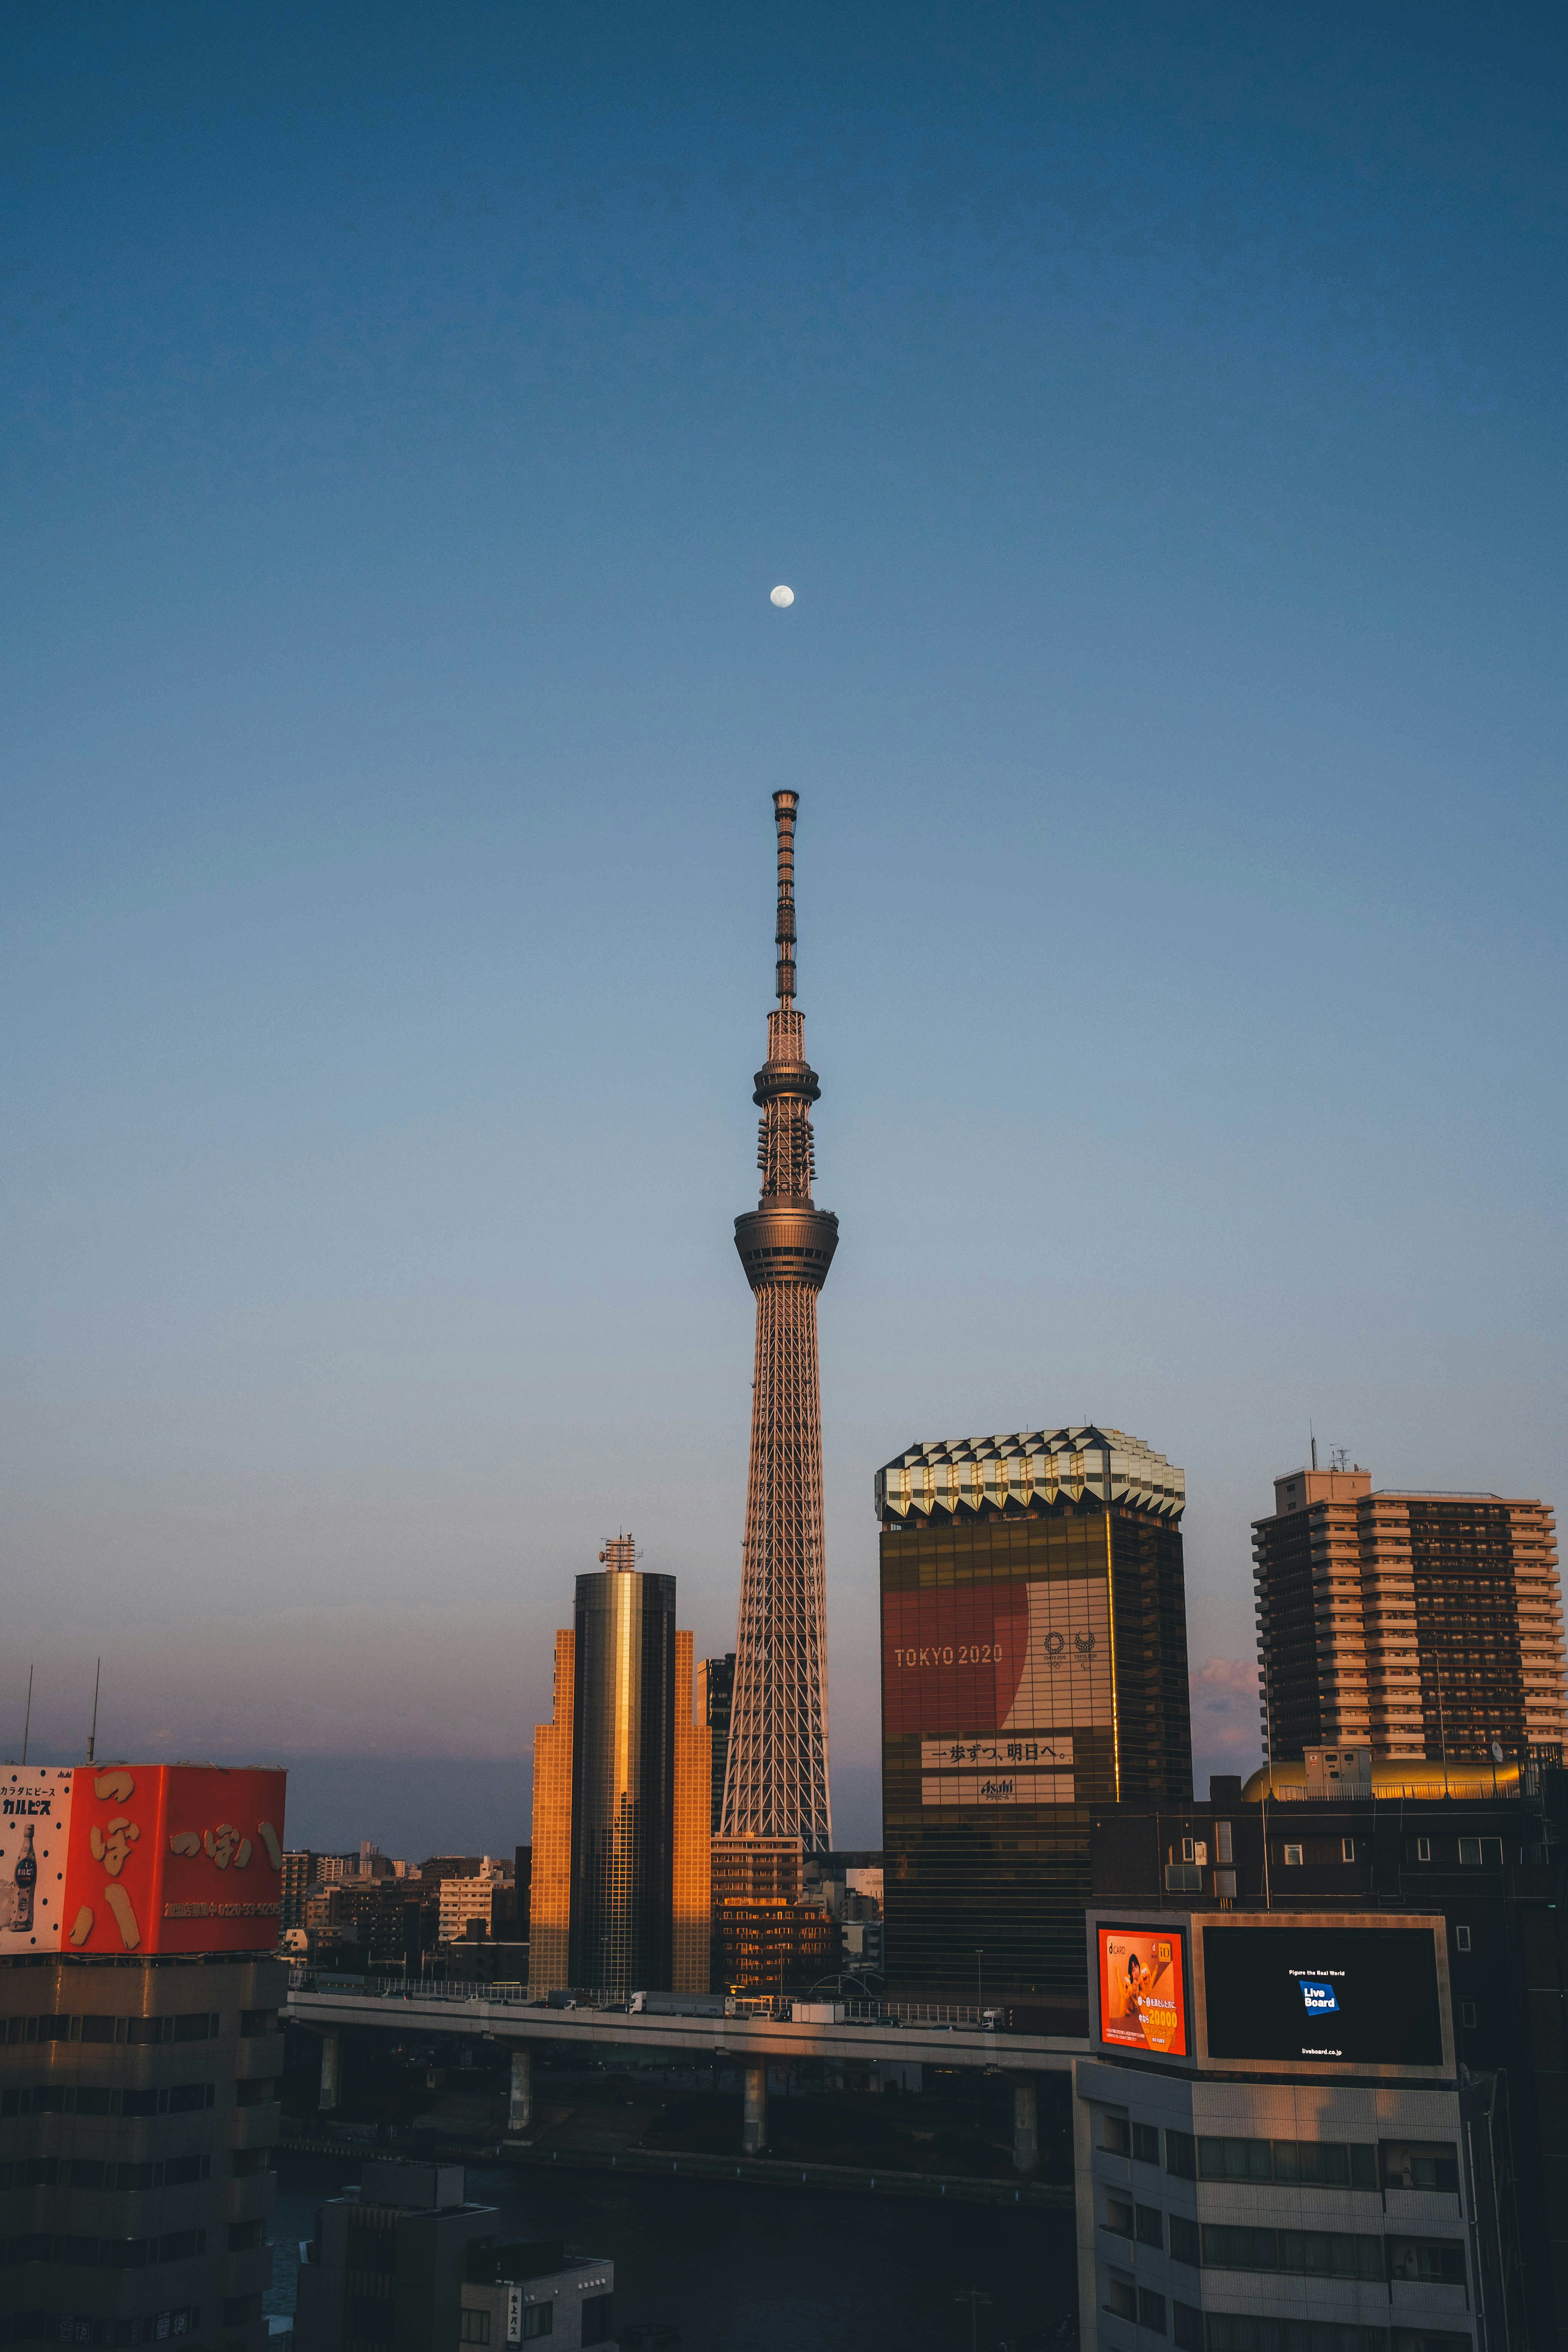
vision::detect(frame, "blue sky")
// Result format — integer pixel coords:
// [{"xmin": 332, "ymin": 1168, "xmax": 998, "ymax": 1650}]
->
[{"xmin": 5, "ymin": 2, "xmax": 1565, "ymax": 1853}]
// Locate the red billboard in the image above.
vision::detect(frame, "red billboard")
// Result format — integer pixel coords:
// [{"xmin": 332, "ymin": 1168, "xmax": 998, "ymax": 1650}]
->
[
  {"xmin": 1098, "ymin": 1925, "xmax": 1188, "ymax": 2056},
  {"xmin": 1, "ymin": 1764, "xmax": 286, "ymax": 1956},
  {"xmin": 883, "ymin": 1575, "xmax": 1113, "ymax": 1806}
]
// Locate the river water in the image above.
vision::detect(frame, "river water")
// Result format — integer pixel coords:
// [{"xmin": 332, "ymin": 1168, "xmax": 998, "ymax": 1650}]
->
[{"xmin": 270, "ymin": 2152, "xmax": 1077, "ymax": 2351}]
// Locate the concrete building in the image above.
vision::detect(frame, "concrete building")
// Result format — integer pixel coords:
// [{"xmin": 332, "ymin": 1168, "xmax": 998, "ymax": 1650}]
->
[
  {"xmin": 1253, "ymin": 1465, "xmax": 1566, "ymax": 1764},
  {"xmin": 529, "ymin": 1537, "xmax": 710, "ymax": 1998},
  {"xmin": 1090, "ymin": 1763, "xmax": 1568, "ymax": 2347},
  {"xmin": 0, "ymin": 1760, "xmax": 289, "ymax": 2352},
  {"xmin": 0, "ymin": 1943, "xmax": 287, "ymax": 2352},
  {"xmin": 1078, "ymin": 1908, "xmax": 1510, "ymax": 2352},
  {"xmin": 876, "ymin": 1425, "xmax": 1192, "ymax": 2000},
  {"xmin": 461, "ymin": 2236, "xmax": 615, "ymax": 2349},
  {"xmin": 437, "ymin": 1865, "xmax": 510, "ymax": 1947},
  {"xmin": 297, "ymin": 2162, "xmax": 616, "ymax": 2352}
]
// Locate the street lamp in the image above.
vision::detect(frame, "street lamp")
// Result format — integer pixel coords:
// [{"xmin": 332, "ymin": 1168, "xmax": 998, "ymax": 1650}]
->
[{"xmin": 954, "ymin": 2287, "xmax": 993, "ymax": 2352}]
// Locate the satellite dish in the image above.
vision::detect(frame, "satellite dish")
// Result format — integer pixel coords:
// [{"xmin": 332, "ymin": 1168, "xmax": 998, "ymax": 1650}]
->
[{"xmin": 1490, "ymin": 1740, "xmax": 1504, "ymax": 1763}]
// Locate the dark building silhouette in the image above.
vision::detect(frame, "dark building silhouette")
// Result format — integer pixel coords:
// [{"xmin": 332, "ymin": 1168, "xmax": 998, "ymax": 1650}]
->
[
  {"xmin": 697, "ymin": 1654, "xmax": 736, "ymax": 1836},
  {"xmin": 877, "ymin": 1425, "xmax": 1191, "ymax": 2001}
]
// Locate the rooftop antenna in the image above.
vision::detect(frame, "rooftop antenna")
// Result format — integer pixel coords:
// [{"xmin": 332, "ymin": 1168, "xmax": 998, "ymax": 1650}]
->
[
  {"xmin": 1310, "ymin": 1424, "xmax": 1317, "ymax": 1472},
  {"xmin": 86, "ymin": 1659, "xmax": 101, "ymax": 1766},
  {"xmin": 21, "ymin": 1666, "xmax": 33, "ymax": 1766},
  {"xmin": 1331, "ymin": 1446, "xmax": 1349, "ymax": 1473}
]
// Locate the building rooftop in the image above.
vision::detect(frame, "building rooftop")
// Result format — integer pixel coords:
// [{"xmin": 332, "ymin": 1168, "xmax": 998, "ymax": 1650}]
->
[{"xmin": 875, "ymin": 1424, "xmax": 1185, "ymax": 1521}]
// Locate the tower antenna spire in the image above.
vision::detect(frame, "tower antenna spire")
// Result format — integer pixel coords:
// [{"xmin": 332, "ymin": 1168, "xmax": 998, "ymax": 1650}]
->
[
  {"xmin": 724, "ymin": 789, "xmax": 838, "ymax": 1853},
  {"xmin": 773, "ymin": 789, "xmax": 797, "ymax": 1007}
]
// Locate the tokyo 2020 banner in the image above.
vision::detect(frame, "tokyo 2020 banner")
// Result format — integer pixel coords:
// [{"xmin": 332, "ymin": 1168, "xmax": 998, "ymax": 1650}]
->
[{"xmin": 882, "ymin": 1575, "xmax": 1112, "ymax": 1806}]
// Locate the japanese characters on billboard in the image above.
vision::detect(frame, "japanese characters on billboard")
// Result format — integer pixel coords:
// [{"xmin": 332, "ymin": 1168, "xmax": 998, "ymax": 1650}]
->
[
  {"xmin": 883, "ymin": 1574, "xmax": 1112, "ymax": 1806},
  {"xmin": 1098, "ymin": 1925, "xmax": 1188, "ymax": 2056},
  {"xmin": 1, "ymin": 1763, "xmax": 286, "ymax": 1957}
]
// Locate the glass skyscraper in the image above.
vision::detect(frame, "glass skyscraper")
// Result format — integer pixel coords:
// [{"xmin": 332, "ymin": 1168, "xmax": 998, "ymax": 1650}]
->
[
  {"xmin": 876, "ymin": 1427, "xmax": 1192, "ymax": 2004},
  {"xmin": 529, "ymin": 1537, "xmax": 710, "ymax": 1997}
]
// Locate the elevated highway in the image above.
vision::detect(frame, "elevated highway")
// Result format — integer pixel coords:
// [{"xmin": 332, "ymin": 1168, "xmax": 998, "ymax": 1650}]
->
[{"xmin": 285, "ymin": 1981, "xmax": 1087, "ymax": 2169}]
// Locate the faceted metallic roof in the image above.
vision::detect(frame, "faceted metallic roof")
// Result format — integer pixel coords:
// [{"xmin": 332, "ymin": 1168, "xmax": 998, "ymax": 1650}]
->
[{"xmin": 874, "ymin": 1424, "xmax": 1186, "ymax": 1521}]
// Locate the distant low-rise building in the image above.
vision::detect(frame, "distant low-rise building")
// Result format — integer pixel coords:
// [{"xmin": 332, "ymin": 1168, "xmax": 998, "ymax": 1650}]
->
[
  {"xmin": 438, "ymin": 1862, "xmax": 512, "ymax": 1946},
  {"xmin": 296, "ymin": 2162, "xmax": 615, "ymax": 2352}
]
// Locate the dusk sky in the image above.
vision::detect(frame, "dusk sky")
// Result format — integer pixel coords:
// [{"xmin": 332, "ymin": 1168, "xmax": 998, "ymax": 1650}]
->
[{"xmin": 7, "ymin": 2, "xmax": 1565, "ymax": 1855}]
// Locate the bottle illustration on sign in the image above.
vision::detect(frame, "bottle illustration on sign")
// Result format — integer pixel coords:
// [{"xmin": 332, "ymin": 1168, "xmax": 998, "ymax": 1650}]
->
[{"xmin": 13, "ymin": 1825, "xmax": 37, "ymax": 1933}]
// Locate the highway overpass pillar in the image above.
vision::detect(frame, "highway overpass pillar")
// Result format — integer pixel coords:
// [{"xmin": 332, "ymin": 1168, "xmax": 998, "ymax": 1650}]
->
[
  {"xmin": 1012, "ymin": 2076, "xmax": 1039, "ymax": 2174},
  {"xmin": 742, "ymin": 2063, "xmax": 767, "ymax": 2154},
  {"xmin": 508, "ymin": 2045, "xmax": 533, "ymax": 2134},
  {"xmin": 318, "ymin": 2031, "xmax": 341, "ymax": 2114}
]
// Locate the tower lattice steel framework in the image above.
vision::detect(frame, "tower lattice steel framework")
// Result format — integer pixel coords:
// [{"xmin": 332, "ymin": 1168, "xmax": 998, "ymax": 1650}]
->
[{"xmin": 720, "ymin": 790, "xmax": 837, "ymax": 1852}]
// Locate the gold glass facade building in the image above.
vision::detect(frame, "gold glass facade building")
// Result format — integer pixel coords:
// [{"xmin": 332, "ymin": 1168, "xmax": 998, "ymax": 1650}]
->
[{"xmin": 528, "ymin": 1540, "xmax": 709, "ymax": 1998}]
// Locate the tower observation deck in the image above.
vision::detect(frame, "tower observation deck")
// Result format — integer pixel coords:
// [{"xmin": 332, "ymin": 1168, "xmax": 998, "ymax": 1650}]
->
[{"xmin": 721, "ymin": 791, "xmax": 837, "ymax": 1853}]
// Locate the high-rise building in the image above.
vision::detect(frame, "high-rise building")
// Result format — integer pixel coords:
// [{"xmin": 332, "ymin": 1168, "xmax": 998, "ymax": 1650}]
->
[
  {"xmin": 1077, "ymin": 1904, "xmax": 1518, "ymax": 2352},
  {"xmin": 528, "ymin": 1537, "xmax": 710, "ymax": 1998},
  {"xmin": 280, "ymin": 1848, "xmax": 316, "ymax": 1932},
  {"xmin": 722, "ymin": 791, "xmax": 837, "ymax": 1854},
  {"xmin": 876, "ymin": 1425, "xmax": 1192, "ymax": 2001},
  {"xmin": 696, "ymin": 1654, "xmax": 736, "ymax": 1835},
  {"xmin": 1088, "ymin": 1762, "xmax": 1568, "ymax": 2351},
  {"xmin": 0, "ymin": 1762, "xmax": 289, "ymax": 2352},
  {"xmin": 1253, "ymin": 1465, "xmax": 1567, "ymax": 1764}
]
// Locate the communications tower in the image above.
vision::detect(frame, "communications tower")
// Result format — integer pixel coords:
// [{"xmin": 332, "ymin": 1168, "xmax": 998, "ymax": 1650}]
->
[{"xmin": 720, "ymin": 791, "xmax": 837, "ymax": 1852}]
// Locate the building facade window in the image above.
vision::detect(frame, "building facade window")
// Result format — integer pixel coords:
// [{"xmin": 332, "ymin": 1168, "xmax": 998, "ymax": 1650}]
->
[
  {"xmin": 1105, "ymin": 2274, "xmax": 1137, "ymax": 2321},
  {"xmin": 1138, "ymin": 2290, "xmax": 1167, "ymax": 2334},
  {"xmin": 1282, "ymin": 1844, "xmax": 1303, "ymax": 1867},
  {"xmin": 1455, "ymin": 1925, "xmax": 1471, "ymax": 1952}
]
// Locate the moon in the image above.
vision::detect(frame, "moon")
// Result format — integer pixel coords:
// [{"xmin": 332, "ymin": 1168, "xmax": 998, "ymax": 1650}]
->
[{"xmin": 769, "ymin": 584, "xmax": 795, "ymax": 608}]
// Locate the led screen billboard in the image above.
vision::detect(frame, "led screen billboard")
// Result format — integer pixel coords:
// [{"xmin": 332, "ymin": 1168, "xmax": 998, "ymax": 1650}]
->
[
  {"xmin": 883, "ymin": 1574, "xmax": 1111, "ymax": 1806},
  {"xmin": 1098, "ymin": 1925, "xmax": 1188, "ymax": 2056},
  {"xmin": 1, "ymin": 1763, "xmax": 287, "ymax": 1957},
  {"xmin": 1201, "ymin": 1923, "xmax": 1443, "ymax": 2067}
]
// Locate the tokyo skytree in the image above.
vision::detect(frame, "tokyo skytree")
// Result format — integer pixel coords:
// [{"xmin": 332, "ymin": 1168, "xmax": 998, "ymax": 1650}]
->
[{"xmin": 720, "ymin": 790, "xmax": 837, "ymax": 1852}]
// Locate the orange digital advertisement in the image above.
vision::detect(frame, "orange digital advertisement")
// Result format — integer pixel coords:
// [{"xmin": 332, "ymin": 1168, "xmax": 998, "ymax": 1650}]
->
[
  {"xmin": 2, "ymin": 1763, "xmax": 286, "ymax": 1957},
  {"xmin": 1098, "ymin": 1925, "xmax": 1187, "ymax": 2056}
]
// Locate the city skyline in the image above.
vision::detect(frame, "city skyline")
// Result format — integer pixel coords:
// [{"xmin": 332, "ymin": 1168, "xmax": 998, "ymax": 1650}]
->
[{"xmin": 6, "ymin": 4, "xmax": 1566, "ymax": 1859}]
